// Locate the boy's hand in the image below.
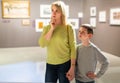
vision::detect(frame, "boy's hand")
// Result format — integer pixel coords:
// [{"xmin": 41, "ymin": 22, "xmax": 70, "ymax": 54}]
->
[{"xmin": 86, "ymin": 71, "xmax": 96, "ymax": 79}]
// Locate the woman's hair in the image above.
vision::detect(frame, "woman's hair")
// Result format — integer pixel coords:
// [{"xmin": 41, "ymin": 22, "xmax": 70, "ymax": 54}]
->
[{"xmin": 51, "ymin": 1, "xmax": 67, "ymax": 25}]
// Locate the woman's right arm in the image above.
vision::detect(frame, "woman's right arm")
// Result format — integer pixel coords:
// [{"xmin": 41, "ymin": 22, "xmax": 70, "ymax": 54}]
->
[
  {"xmin": 38, "ymin": 26, "xmax": 51, "ymax": 47},
  {"xmin": 45, "ymin": 18, "xmax": 56, "ymax": 40},
  {"xmin": 39, "ymin": 25, "xmax": 55, "ymax": 47},
  {"xmin": 39, "ymin": 19, "xmax": 56, "ymax": 47},
  {"xmin": 44, "ymin": 27, "xmax": 54, "ymax": 41}
]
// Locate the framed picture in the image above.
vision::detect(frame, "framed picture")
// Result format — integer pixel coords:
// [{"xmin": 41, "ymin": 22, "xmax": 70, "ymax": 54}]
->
[
  {"xmin": 22, "ymin": 19, "xmax": 30, "ymax": 26},
  {"xmin": 99, "ymin": 11, "xmax": 106, "ymax": 22},
  {"xmin": 90, "ymin": 17, "xmax": 96, "ymax": 28},
  {"xmin": 40, "ymin": 5, "xmax": 69, "ymax": 18},
  {"xmin": 68, "ymin": 19, "xmax": 79, "ymax": 29},
  {"xmin": 35, "ymin": 19, "xmax": 50, "ymax": 32},
  {"xmin": 78, "ymin": 12, "xmax": 83, "ymax": 18},
  {"xmin": 110, "ymin": 8, "xmax": 120, "ymax": 25},
  {"xmin": 40, "ymin": 5, "xmax": 51, "ymax": 18},
  {"xmin": 1, "ymin": 0, "xmax": 30, "ymax": 18},
  {"xmin": 66, "ymin": 5, "xmax": 69, "ymax": 17},
  {"xmin": 90, "ymin": 7, "xmax": 96, "ymax": 16}
]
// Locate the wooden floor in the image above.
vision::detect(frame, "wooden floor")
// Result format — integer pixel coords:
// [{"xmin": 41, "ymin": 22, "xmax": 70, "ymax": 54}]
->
[{"xmin": 0, "ymin": 47, "xmax": 120, "ymax": 83}]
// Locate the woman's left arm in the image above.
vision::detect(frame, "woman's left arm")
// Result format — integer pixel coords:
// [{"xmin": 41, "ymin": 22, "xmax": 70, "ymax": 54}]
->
[{"xmin": 66, "ymin": 25, "xmax": 76, "ymax": 81}]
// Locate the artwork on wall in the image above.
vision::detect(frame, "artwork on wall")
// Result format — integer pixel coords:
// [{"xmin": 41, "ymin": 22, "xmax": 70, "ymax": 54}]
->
[
  {"xmin": 67, "ymin": 19, "xmax": 79, "ymax": 29},
  {"xmin": 99, "ymin": 11, "xmax": 106, "ymax": 22},
  {"xmin": 35, "ymin": 19, "xmax": 50, "ymax": 32},
  {"xmin": 66, "ymin": 5, "xmax": 69, "ymax": 17},
  {"xmin": 110, "ymin": 8, "xmax": 120, "ymax": 25},
  {"xmin": 90, "ymin": 7, "xmax": 96, "ymax": 16},
  {"xmin": 40, "ymin": 5, "xmax": 51, "ymax": 18},
  {"xmin": 40, "ymin": 5, "xmax": 69, "ymax": 18},
  {"xmin": 1, "ymin": 0, "xmax": 30, "ymax": 18},
  {"xmin": 22, "ymin": 19, "xmax": 30, "ymax": 26},
  {"xmin": 90, "ymin": 17, "xmax": 96, "ymax": 28},
  {"xmin": 78, "ymin": 12, "xmax": 83, "ymax": 18}
]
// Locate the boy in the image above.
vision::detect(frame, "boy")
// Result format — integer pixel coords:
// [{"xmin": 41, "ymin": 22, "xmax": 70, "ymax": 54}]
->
[{"xmin": 75, "ymin": 24, "xmax": 109, "ymax": 83}]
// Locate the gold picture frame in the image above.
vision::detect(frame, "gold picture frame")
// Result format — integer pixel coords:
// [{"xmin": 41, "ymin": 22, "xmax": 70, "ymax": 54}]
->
[{"xmin": 2, "ymin": 0, "xmax": 30, "ymax": 18}]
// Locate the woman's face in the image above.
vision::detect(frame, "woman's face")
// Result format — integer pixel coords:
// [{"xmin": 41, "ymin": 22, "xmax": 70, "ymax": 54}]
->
[{"xmin": 51, "ymin": 5, "xmax": 62, "ymax": 25}]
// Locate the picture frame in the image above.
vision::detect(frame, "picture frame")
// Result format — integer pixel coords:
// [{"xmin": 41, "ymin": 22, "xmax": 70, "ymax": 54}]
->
[
  {"xmin": 40, "ymin": 5, "xmax": 69, "ymax": 18},
  {"xmin": 40, "ymin": 5, "xmax": 51, "ymax": 18},
  {"xmin": 90, "ymin": 17, "xmax": 96, "ymax": 28},
  {"xmin": 66, "ymin": 5, "xmax": 69, "ymax": 17},
  {"xmin": 99, "ymin": 11, "xmax": 106, "ymax": 22},
  {"xmin": 2, "ymin": 0, "xmax": 30, "ymax": 18},
  {"xmin": 35, "ymin": 19, "xmax": 50, "ymax": 32},
  {"xmin": 22, "ymin": 19, "xmax": 30, "ymax": 26},
  {"xmin": 110, "ymin": 8, "xmax": 120, "ymax": 25},
  {"xmin": 90, "ymin": 7, "xmax": 96, "ymax": 16},
  {"xmin": 78, "ymin": 12, "xmax": 83, "ymax": 18},
  {"xmin": 68, "ymin": 19, "xmax": 79, "ymax": 29}
]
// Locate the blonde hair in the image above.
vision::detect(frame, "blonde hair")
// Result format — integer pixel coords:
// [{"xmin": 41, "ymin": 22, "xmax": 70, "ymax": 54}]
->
[{"xmin": 51, "ymin": 1, "xmax": 67, "ymax": 25}]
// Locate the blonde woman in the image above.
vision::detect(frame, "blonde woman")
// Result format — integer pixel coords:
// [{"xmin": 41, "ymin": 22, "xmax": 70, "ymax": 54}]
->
[{"xmin": 39, "ymin": 1, "xmax": 76, "ymax": 83}]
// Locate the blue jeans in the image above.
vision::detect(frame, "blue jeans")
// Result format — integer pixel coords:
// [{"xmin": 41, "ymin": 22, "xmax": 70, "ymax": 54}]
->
[
  {"xmin": 45, "ymin": 60, "xmax": 70, "ymax": 83},
  {"xmin": 76, "ymin": 79, "xmax": 95, "ymax": 83}
]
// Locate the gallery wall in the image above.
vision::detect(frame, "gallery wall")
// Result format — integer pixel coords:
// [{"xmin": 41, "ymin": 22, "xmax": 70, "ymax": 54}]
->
[
  {"xmin": 81, "ymin": 0, "xmax": 120, "ymax": 57},
  {"xmin": 0, "ymin": 0, "xmax": 120, "ymax": 57},
  {"xmin": 0, "ymin": 0, "xmax": 82, "ymax": 47}
]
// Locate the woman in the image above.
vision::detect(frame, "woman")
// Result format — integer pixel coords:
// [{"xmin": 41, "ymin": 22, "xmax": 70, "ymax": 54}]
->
[{"xmin": 39, "ymin": 1, "xmax": 76, "ymax": 83}]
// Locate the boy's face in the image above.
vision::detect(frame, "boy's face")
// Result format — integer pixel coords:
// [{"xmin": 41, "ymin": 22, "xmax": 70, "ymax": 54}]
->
[{"xmin": 78, "ymin": 27, "xmax": 92, "ymax": 41}]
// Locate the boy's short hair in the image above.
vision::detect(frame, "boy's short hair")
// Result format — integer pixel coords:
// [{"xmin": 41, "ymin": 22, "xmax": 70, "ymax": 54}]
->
[{"xmin": 81, "ymin": 24, "xmax": 94, "ymax": 34}]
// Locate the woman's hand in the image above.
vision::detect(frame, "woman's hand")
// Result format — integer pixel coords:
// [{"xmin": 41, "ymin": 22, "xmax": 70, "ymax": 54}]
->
[
  {"xmin": 44, "ymin": 18, "xmax": 56, "ymax": 40},
  {"xmin": 50, "ymin": 18, "xmax": 56, "ymax": 30},
  {"xmin": 66, "ymin": 66, "xmax": 75, "ymax": 81}
]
